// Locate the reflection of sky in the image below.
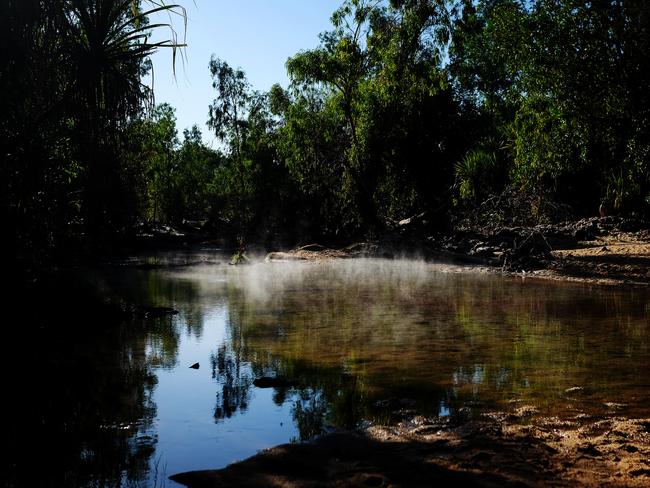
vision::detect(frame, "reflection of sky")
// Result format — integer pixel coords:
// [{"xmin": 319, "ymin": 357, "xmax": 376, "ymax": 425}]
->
[{"xmin": 151, "ymin": 305, "xmax": 299, "ymax": 485}]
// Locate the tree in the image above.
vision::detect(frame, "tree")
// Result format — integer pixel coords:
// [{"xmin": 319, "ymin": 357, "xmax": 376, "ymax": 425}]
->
[
  {"xmin": 449, "ymin": 1, "xmax": 650, "ymax": 217},
  {"xmin": 208, "ymin": 57, "xmax": 262, "ymax": 245},
  {"xmin": 2, "ymin": 0, "xmax": 188, "ymax": 266},
  {"xmin": 64, "ymin": 0, "xmax": 188, "ymax": 236},
  {"xmin": 276, "ymin": 87, "xmax": 353, "ymax": 238},
  {"xmin": 286, "ymin": 0, "xmax": 380, "ymax": 229},
  {"xmin": 283, "ymin": 0, "xmax": 465, "ymax": 230},
  {"xmin": 360, "ymin": 0, "xmax": 464, "ymax": 223},
  {"xmin": 176, "ymin": 126, "xmax": 223, "ymax": 221},
  {"xmin": 131, "ymin": 103, "xmax": 179, "ymax": 221}
]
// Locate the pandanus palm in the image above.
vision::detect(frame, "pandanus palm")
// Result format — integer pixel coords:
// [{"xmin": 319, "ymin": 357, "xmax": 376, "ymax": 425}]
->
[
  {"xmin": 62, "ymin": 0, "xmax": 188, "ymax": 233},
  {"xmin": 64, "ymin": 0, "xmax": 187, "ymax": 128}
]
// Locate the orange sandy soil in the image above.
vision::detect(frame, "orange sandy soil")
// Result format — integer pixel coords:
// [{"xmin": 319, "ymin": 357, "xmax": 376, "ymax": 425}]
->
[
  {"xmin": 170, "ymin": 410, "xmax": 650, "ymax": 487},
  {"xmin": 265, "ymin": 233, "xmax": 650, "ymax": 286},
  {"xmin": 534, "ymin": 232, "xmax": 650, "ymax": 286}
]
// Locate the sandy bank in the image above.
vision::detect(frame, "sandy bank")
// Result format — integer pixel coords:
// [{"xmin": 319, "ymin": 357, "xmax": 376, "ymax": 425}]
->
[{"xmin": 171, "ymin": 410, "xmax": 650, "ymax": 487}]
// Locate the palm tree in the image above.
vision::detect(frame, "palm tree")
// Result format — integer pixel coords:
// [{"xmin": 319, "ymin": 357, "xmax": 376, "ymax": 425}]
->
[
  {"xmin": 3, "ymin": 0, "xmax": 190, "ymax": 262},
  {"xmin": 62, "ymin": 0, "xmax": 188, "ymax": 235},
  {"xmin": 64, "ymin": 0, "xmax": 187, "ymax": 128}
]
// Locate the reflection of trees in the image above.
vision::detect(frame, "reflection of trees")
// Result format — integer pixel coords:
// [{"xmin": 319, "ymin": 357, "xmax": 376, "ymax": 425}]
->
[
  {"xmin": 98, "ymin": 267, "xmax": 209, "ymax": 341},
  {"xmin": 292, "ymin": 389, "xmax": 328, "ymax": 441},
  {"xmin": 6, "ymin": 268, "xmax": 188, "ymax": 487},
  {"xmin": 206, "ymin": 293, "xmax": 373, "ymax": 439},
  {"xmin": 144, "ymin": 316, "xmax": 181, "ymax": 369},
  {"xmin": 449, "ymin": 278, "xmax": 650, "ymax": 412},
  {"xmin": 7, "ymin": 324, "xmax": 160, "ymax": 487},
  {"xmin": 217, "ymin": 261, "xmax": 650, "ymax": 422},
  {"xmin": 211, "ymin": 344, "xmax": 253, "ymax": 420},
  {"xmin": 209, "ymin": 289, "xmax": 388, "ymax": 440}
]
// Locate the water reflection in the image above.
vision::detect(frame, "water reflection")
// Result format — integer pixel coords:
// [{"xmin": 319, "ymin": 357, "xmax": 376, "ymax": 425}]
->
[
  {"xmin": 210, "ymin": 343, "xmax": 252, "ymax": 420},
  {"xmin": 7, "ymin": 259, "xmax": 650, "ymax": 486},
  {"xmin": 199, "ymin": 260, "xmax": 649, "ymax": 439},
  {"xmin": 5, "ymin": 317, "xmax": 167, "ymax": 487}
]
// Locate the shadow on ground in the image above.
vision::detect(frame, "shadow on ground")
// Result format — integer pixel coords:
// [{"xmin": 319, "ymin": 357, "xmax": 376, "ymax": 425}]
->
[{"xmin": 169, "ymin": 426, "xmax": 559, "ymax": 487}]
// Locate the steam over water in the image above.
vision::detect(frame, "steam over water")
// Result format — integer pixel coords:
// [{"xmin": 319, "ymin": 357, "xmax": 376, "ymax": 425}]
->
[{"xmin": 10, "ymin": 257, "xmax": 650, "ymax": 487}]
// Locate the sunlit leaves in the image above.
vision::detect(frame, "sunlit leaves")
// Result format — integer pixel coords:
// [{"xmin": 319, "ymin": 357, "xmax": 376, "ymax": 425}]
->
[{"xmin": 207, "ymin": 57, "xmax": 251, "ymax": 145}]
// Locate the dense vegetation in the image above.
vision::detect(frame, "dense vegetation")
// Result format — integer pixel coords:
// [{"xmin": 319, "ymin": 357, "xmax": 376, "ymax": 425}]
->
[{"xmin": 4, "ymin": 0, "xmax": 650, "ymax": 268}]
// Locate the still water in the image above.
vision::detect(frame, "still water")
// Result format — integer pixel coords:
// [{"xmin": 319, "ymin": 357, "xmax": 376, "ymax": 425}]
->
[{"xmin": 7, "ymin": 258, "xmax": 650, "ymax": 486}]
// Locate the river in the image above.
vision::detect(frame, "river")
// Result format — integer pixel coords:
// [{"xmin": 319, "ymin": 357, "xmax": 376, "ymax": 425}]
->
[{"xmin": 6, "ymin": 257, "xmax": 649, "ymax": 487}]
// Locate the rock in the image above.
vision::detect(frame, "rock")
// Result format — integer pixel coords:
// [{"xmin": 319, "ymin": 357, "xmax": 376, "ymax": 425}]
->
[{"xmin": 252, "ymin": 377, "xmax": 296, "ymax": 388}]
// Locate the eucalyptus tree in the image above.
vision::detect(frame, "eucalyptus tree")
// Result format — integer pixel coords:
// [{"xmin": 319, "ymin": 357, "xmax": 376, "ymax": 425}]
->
[
  {"xmin": 284, "ymin": 0, "xmax": 465, "ymax": 230},
  {"xmin": 207, "ymin": 57, "xmax": 262, "ymax": 245},
  {"xmin": 275, "ymin": 85, "xmax": 353, "ymax": 237},
  {"xmin": 286, "ymin": 0, "xmax": 381, "ymax": 229},
  {"xmin": 208, "ymin": 58, "xmax": 251, "ymax": 166},
  {"xmin": 361, "ymin": 0, "xmax": 465, "ymax": 223}
]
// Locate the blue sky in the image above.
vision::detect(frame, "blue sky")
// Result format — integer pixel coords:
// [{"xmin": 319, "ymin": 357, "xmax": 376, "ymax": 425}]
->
[{"xmin": 147, "ymin": 0, "xmax": 342, "ymax": 145}]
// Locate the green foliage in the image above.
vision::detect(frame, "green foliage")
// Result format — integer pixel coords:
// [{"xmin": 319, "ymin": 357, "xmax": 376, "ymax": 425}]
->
[
  {"xmin": 207, "ymin": 57, "xmax": 259, "ymax": 235},
  {"xmin": 128, "ymin": 105, "xmax": 223, "ymax": 224},
  {"xmin": 7, "ymin": 0, "xmax": 650, "ymax": 268},
  {"xmin": 456, "ymin": 148, "xmax": 497, "ymax": 202},
  {"xmin": 277, "ymin": 90, "xmax": 353, "ymax": 236},
  {"xmin": 281, "ymin": 0, "xmax": 468, "ymax": 232},
  {"xmin": 451, "ymin": 0, "xmax": 650, "ymax": 216},
  {"xmin": 2, "ymin": 0, "xmax": 188, "ymax": 265}
]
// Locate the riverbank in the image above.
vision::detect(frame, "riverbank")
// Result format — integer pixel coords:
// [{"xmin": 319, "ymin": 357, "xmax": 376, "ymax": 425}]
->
[
  {"xmin": 171, "ymin": 408, "xmax": 650, "ymax": 487},
  {"xmin": 264, "ymin": 216, "xmax": 650, "ymax": 287}
]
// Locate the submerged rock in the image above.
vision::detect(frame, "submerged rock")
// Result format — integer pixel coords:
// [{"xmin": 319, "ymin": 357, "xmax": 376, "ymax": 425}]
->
[{"xmin": 252, "ymin": 377, "xmax": 296, "ymax": 388}]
